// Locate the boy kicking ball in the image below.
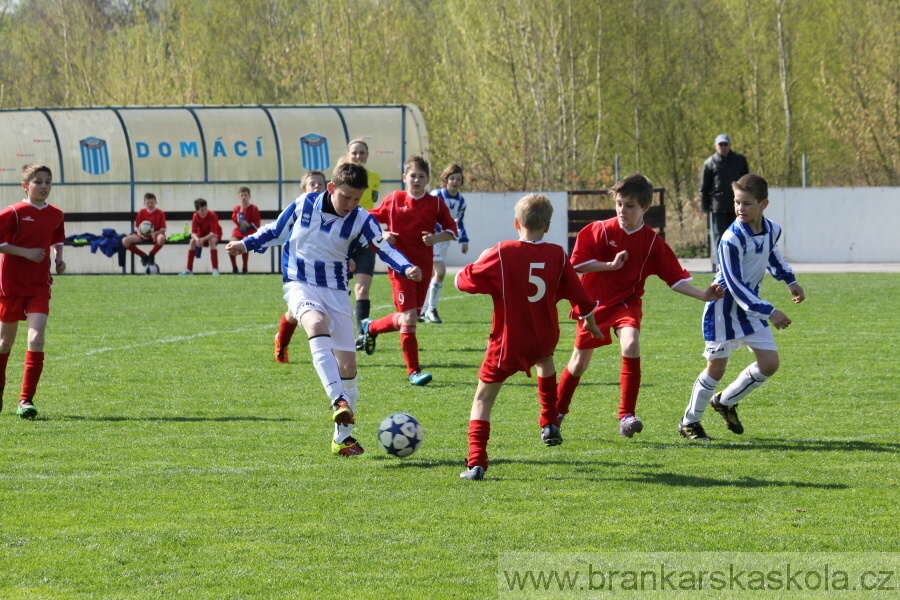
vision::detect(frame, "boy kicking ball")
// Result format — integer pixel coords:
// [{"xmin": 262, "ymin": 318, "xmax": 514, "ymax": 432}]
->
[{"xmin": 680, "ymin": 174, "xmax": 805, "ymax": 440}]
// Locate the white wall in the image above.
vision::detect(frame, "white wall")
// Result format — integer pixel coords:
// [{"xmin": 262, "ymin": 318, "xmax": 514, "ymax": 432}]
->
[{"xmin": 767, "ymin": 187, "xmax": 900, "ymax": 263}]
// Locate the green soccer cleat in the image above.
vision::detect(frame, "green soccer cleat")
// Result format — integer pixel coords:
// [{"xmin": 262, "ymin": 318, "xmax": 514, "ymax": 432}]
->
[
  {"xmin": 408, "ymin": 371, "xmax": 432, "ymax": 386},
  {"xmin": 17, "ymin": 399, "xmax": 37, "ymax": 420},
  {"xmin": 360, "ymin": 318, "xmax": 377, "ymax": 355},
  {"xmin": 332, "ymin": 436, "xmax": 364, "ymax": 456}
]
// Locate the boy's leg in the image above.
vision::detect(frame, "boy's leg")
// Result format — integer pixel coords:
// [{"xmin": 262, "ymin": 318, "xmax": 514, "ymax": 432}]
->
[
  {"xmin": 298, "ymin": 310, "xmax": 346, "ymax": 404},
  {"xmin": 274, "ymin": 312, "xmax": 298, "ymax": 363},
  {"xmin": 556, "ymin": 347, "xmax": 594, "ymax": 421},
  {"xmin": 229, "ymin": 245, "xmax": 238, "ymax": 271},
  {"xmin": 535, "ymin": 357, "xmax": 563, "ymax": 447},
  {"xmin": 150, "ymin": 233, "xmax": 165, "ymax": 257},
  {"xmin": 682, "ymin": 358, "xmax": 727, "ymax": 425},
  {"xmin": 185, "ymin": 243, "xmax": 196, "ymax": 272},
  {"xmin": 17, "ymin": 313, "xmax": 48, "ymax": 418},
  {"xmin": 464, "ymin": 380, "xmax": 503, "ymax": 478},
  {"xmin": 333, "ymin": 361, "xmax": 359, "ymax": 445},
  {"xmin": 719, "ymin": 350, "xmax": 778, "ymax": 405},
  {"xmin": 0, "ymin": 320, "xmax": 19, "ymax": 412},
  {"xmin": 241, "ymin": 252, "xmax": 249, "ymax": 272}
]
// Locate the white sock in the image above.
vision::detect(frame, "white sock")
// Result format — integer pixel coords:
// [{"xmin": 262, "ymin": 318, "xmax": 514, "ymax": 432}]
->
[
  {"xmin": 334, "ymin": 375, "xmax": 359, "ymax": 443},
  {"xmin": 683, "ymin": 371, "xmax": 720, "ymax": 424},
  {"xmin": 309, "ymin": 335, "xmax": 344, "ymax": 403},
  {"xmin": 720, "ymin": 363, "xmax": 768, "ymax": 405},
  {"xmin": 428, "ymin": 282, "xmax": 443, "ymax": 310}
]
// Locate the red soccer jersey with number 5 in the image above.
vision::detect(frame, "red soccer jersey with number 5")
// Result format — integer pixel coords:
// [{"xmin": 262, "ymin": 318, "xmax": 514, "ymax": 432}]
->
[{"xmin": 455, "ymin": 239, "xmax": 597, "ymax": 374}]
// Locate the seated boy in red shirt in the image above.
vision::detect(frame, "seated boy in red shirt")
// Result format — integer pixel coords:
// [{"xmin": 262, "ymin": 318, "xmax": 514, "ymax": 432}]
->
[
  {"xmin": 360, "ymin": 155, "xmax": 458, "ymax": 386},
  {"xmin": 180, "ymin": 198, "xmax": 223, "ymax": 275},
  {"xmin": 455, "ymin": 193, "xmax": 602, "ymax": 481}
]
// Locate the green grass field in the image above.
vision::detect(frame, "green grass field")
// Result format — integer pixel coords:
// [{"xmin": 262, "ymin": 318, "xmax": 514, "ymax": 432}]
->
[{"xmin": 1, "ymin": 272, "xmax": 897, "ymax": 599}]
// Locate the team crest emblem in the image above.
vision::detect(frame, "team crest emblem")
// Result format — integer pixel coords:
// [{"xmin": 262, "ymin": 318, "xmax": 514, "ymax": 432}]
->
[
  {"xmin": 300, "ymin": 134, "xmax": 330, "ymax": 171},
  {"xmin": 79, "ymin": 136, "xmax": 111, "ymax": 175}
]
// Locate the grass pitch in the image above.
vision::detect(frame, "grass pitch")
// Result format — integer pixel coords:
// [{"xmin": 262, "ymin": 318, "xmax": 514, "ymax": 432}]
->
[{"xmin": 0, "ymin": 272, "xmax": 897, "ymax": 599}]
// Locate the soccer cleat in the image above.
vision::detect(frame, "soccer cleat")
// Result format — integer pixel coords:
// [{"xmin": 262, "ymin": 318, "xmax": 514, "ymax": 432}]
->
[
  {"xmin": 678, "ymin": 421, "xmax": 712, "ymax": 441},
  {"xmin": 17, "ymin": 399, "xmax": 37, "ymax": 420},
  {"xmin": 332, "ymin": 397, "xmax": 355, "ymax": 426},
  {"xmin": 140, "ymin": 255, "xmax": 149, "ymax": 267},
  {"xmin": 360, "ymin": 318, "xmax": 377, "ymax": 355},
  {"xmin": 148, "ymin": 254, "xmax": 156, "ymax": 266},
  {"xmin": 423, "ymin": 309, "xmax": 443, "ymax": 324},
  {"xmin": 332, "ymin": 436, "xmax": 364, "ymax": 456},
  {"xmin": 232, "ymin": 267, "xmax": 239, "ymax": 274},
  {"xmin": 242, "ymin": 268, "xmax": 248, "ymax": 274},
  {"xmin": 274, "ymin": 334, "xmax": 289, "ymax": 364},
  {"xmin": 541, "ymin": 423, "xmax": 563, "ymax": 447},
  {"xmin": 460, "ymin": 465, "xmax": 485, "ymax": 480},
  {"xmin": 417, "ymin": 313, "xmax": 425, "ymax": 323},
  {"xmin": 619, "ymin": 415, "xmax": 644, "ymax": 438},
  {"xmin": 211, "ymin": 269, "xmax": 220, "ymax": 276},
  {"xmin": 408, "ymin": 371, "xmax": 432, "ymax": 386},
  {"xmin": 355, "ymin": 334, "xmax": 366, "ymax": 352},
  {"xmin": 179, "ymin": 270, "xmax": 192, "ymax": 276},
  {"xmin": 711, "ymin": 393, "xmax": 744, "ymax": 434}
]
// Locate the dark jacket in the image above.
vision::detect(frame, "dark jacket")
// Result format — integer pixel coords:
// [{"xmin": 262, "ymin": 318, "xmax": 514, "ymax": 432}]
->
[{"xmin": 700, "ymin": 151, "xmax": 750, "ymax": 213}]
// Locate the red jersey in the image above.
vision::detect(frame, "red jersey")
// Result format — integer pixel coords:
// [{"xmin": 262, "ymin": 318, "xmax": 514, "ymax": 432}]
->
[
  {"xmin": 368, "ymin": 191, "xmax": 457, "ymax": 280},
  {"xmin": 0, "ymin": 201, "xmax": 66, "ymax": 296},
  {"xmin": 456, "ymin": 239, "xmax": 597, "ymax": 374},
  {"xmin": 134, "ymin": 207, "xmax": 167, "ymax": 233},
  {"xmin": 571, "ymin": 217, "xmax": 690, "ymax": 312},
  {"xmin": 192, "ymin": 210, "xmax": 222, "ymax": 237},
  {"xmin": 231, "ymin": 203, "xmax": 261, "ymax": 238}
]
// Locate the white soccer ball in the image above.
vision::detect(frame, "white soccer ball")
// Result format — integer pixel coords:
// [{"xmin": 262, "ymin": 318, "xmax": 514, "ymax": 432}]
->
[
  {"xmin": 145, "ymin": 264, "xmax": 160, "ymax": 275},
  {"xmin": 377, "ymin": 413, "xmax": 423, "ymax": 458},
  {"xmin": 139, "ymin": 220, "xmax": 153, "ymax": 236}
]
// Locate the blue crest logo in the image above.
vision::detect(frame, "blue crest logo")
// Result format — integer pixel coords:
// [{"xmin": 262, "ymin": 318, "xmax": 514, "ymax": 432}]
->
[
  {"xmin": 80, "ymin": 137, "xmax": 110, "ymax": 175},
  {"xmin": 300, "ymin": 134, "xmax": 330, "ymax": 171}
]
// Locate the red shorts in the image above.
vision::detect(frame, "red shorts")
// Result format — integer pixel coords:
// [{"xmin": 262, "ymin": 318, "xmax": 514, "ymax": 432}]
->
[
  {"xmin": 478, "ymin": 340, "xmax": 554, "ymax": 384},
  {"xmin": 0, "ymin": 291, "xmax": 51, "ymax": 322},
  {"xmin": 389, "ymin": 271, "xmax": 429, "ymax": 313},
  {"xmin": 574, "ymin": 303, "xmax": 642, "ymax": 349}
]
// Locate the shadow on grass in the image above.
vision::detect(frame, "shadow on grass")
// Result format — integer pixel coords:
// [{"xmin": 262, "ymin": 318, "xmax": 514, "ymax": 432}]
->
[
  {"xmin": 615, "ymin": 470, "xmax": 849, "ymax": 490},
  {"xmin": 61, "ymin": 415, "xmax": 293, "ymax": 423},
  {"xmin": 650, "ymin": 438, "xmax": 900, "ymax": 454}
]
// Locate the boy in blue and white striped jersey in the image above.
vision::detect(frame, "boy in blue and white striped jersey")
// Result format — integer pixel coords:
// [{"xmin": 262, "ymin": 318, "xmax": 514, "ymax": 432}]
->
[
  {"xmin": 226, "ymin": 162, "xmax": 422, "ymax": 456},
  {"xmin": 679, "ymin": 174, "xmax": 805, "ymax": 441}
]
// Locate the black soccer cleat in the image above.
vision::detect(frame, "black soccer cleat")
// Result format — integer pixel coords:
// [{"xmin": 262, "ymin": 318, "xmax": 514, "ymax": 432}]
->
[
  {"xmin": 678, "ymin": 421, "xmax": 712, "ymax": 441},
  {"xmin": 710, "ymin": 393, "xmax": 744, "ymax": 434}
]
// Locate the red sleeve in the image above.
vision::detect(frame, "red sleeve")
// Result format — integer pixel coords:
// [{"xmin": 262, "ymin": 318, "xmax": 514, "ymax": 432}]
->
[
  {"xmin": 435, "ymin": 197, "xmax": 458, "ymax": 237},
  {"xmin": 455, "ymin": 244, "xmax": 500, "ymax": 296},
  {"xmin": 155, "ymin": 210, "xmax": 167, "ymax": 232},
  {"xmin": 231, "ymin": 206, "xmax": 240, "ymax": 226},
  {"xmin": 249, "ymin": 204, "xmax": 261, "ymax": 228},
  {"xmin": 651, "ymin": 236, "xmax": 691, "ymax": 287},
  {"xmin": 368, "ymin": 192, "xmax": 391, "ymax": 224},
  {"xmin": 191, "ymin": 213, "xmax": 200, "ymax": 235},
  {"xmin": 0, "ymin": 205, "xmax": 17, "ymax": 244},
  {"xmin": 134, "ymin": 209, "xmax": 142, "ymax": 230},
  {"xmin": 211, "ymin": 212, "xmax": 222, "ymax": 236},
  {"xmin": 52, "ymin": 210, "xmax": 66, "ymax": 246},
  {"xmin": 557, "ymin": 255, "xmax": 597, "ymax": 318},
  {"xmin": 570, "ymin": 222, "xmax": 604, "ymax": 268}
]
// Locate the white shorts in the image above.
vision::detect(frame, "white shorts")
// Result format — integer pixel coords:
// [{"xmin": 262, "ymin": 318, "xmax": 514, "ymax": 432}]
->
[
  {"xmin": 703, "ymin": 327, "xmax": 778, "ymax": 361},
  {"xmin": 432, "ymin": 240, "xmax": 451, "ymax": 261},
  {"xmin": 282, "ymin": 282, "xmax": 355, "ymax": 352}
]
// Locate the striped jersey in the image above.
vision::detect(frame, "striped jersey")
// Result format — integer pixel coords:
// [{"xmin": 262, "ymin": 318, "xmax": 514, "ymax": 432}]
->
[
  {"xmin": 433, "ymin": 188, "xmax": 469, "ymax": 244},
  {"xmin": 703, "ymin": 217, "xmax": 796, "ymax": 341},
  {"xmin": 241, "ymin": 191, "xmax": 413, "ymax": 292}
]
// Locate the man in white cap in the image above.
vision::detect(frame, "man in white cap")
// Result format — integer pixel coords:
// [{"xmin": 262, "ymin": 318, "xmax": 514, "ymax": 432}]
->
[{"xmin": 700, "ymin": 134, "xmax": 749, "ymax": 270}]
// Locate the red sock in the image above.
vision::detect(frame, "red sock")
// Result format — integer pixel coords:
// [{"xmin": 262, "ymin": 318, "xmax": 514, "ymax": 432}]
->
[
  {"xmin": 127, "ymin": 245, "xmax": 147, "ymax": 257},
  {"xmin": 242, "ymin": 253, "xmax": 249, "ymax": 270},
  {"xmin": 537, "ymin": 374, "xmax": 558, "ymax": 427},
  {"xmin": 467, "ymin": 419, "xmax": 491, "ymax": 470},
  {"xmin": 230, "ymin": 254, "xmax": 238, "ymax": 269},
  {"xmin": 279, "ymin": 314, "xmax": 298, "ymax": 345},
  {"xmin": 368, "ymin": 313, "xmax": 401, "ymax": 336},
  {"xmin": 400, "ymin": 325, "xmax": 419, "ymax": 375},
  {"xmin": 21, "ymin": 350, "xmax": 44, "ymax": 400},
  {"xmin": 618, "ymin": 356, "xmax": 641, "ymax": 419},
  {"xmin": 187, "ymin": 250, "xmax": 195, "ymax": 271},
  {"xmin": 210, "ymin": 249, "xmax": 219, "ymax": 269},
  {"xmin": 556, "ymin": 367, "xmax": 581, "ymax": 417},
  {"xmin": 150, "ymin": 244, "xmax": 161, "ymax": 255},
  {"xmin": 0, "ymin": 351, "xmax": 10, "ymax": 389}
]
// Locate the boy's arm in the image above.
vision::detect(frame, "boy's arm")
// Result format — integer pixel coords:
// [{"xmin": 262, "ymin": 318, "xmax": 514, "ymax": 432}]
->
[
  {"xmin": 54, "ymin": 243, "xmax": 66, "ymax": 273},
  {"xmin": 0, "ymin": 243, "xmax": 45, "ymax": 263},
  {"xmin": 455, "ymin": 244, "xmax": 499, "ymax": 296},
  {"xmin": 242, "ymin": 202, "xmax": 298, "ymax": 253},
  {"xmin": 359, "ymin": 214, "xmax": 418, "ymax": 280},
  {"xmin": 456, "ymin": 199, "xmax": 469, "ymax": 245},
  {"xmin": 574, "ymin": 251, "xmax": 627, "ymax": 273},
  {"xmin": 718, "ymin": 239, "xmax": 777, "ymax": 319},
  {"xmin": 672, "ymin": 279, "xmax": 725, "ymax": 302},
  {"xmin": 422, "ymin": 230, "xmax": 455, "ymax": 246}
]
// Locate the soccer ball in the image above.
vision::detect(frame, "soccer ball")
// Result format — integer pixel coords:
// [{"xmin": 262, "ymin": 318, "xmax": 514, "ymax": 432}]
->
[
  {"xmin": 138, "ymin": 220, "xmax": 153, "ymax": 236},
  {"xmin": 377, "ymin": 413, "xmax": 423, "ymax": 458},
  {"xmin": 145, "ymin": 264, "xmax": 160, "ymax": 275}
]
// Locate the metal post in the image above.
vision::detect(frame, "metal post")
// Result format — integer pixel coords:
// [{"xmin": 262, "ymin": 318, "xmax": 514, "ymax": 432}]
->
[
  {"xmin": 614, "ymin": 154, "xmax": 620, "ymax": 182},
  {"xmin": 802, "ymin": 153, "xmax": 808, "ymax": 187}
]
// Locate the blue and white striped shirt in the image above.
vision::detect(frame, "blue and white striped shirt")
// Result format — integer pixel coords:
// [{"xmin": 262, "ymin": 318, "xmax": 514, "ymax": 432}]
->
[
  {"xmin": 242, "ymin": 192, "xmax": 414, "ymax": 292},
  {"xmin": 703, "ymin": 217, "xmax": 797, "ymax": 341},
  {"xmin": 433, "ymin": 188, "xmax": 469, "ymax": 244}
]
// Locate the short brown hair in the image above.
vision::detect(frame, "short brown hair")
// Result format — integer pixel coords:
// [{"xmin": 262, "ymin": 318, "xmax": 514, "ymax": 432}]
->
[
  {"xmin": 404, "ymin": 155, "xmax": 430, "ymax": 178},
  {"xmin": 22, "ymin": 163, "xmax": 52, "ymax": 183},
  {"xmin": 439, "ymin": 163, "xmax": 464, "ymax": 185},
  {"xmin": 144, "ymin": 192, "xmax": 156, "ymax": 201},
  {"xmin": 301, "ymin": 170, "xmax": 326, "ymax": 190},
  {"xmin": 194, "ymin": 198, "xmax": 208, "ymax": 210},
  {"xmin": 733, "ymin": 173, "xmax": 768, "ymax": 201},
  {"xmin": 515, "ymin": 193, "xmax": 553, "ymax": 231},
  {"xmin": 331, "ymin": 162, "xmax": 368, "ymax": 190},
  {"xmin": 609, "ymin": 173, "xmax": 654, "ymax": 207},
  {"xmin": 238, "ymin": 186, "xmax": 250, "ymax": 195}
]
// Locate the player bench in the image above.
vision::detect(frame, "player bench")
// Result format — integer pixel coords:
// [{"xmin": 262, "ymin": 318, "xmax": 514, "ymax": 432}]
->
[{"xmin": 566, "ymin": 187, "xmax": 666, "ymax": 254}]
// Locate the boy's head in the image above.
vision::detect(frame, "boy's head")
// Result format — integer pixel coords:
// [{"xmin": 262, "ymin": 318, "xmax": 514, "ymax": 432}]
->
[
  {"xmin": 22, "ymin": 163, "xmax": 52, "ymax": 184},
  {"xmin": 302, "ymin": 170, "xmax": 327, "ymax": 193},
  {"xmin": 327, "ymin": 162, "xmax": 368, "ymax": 217},
  {"xmin": 238, "ymin": 186, "xmax": 251, "ymax": 204},
  {"xmin": 732, "ymin": 173, "xmax": 768, "ymax": 202},
  {"xmin": 143, "ymin": 192, "xmax": 157, "ymax": 209},
  {"xmin": 440, "ymin": 163, "xmax": 464, "ymax": 186},
  {"xmin": 609, "ymin": 173, "xmax": 654, "ymax": 208},
  {"xmin": 194, "ymin": 198, "xmax": 208, "ymax": 216},
  {"xmin": 514, "ymin": 193, "xmax": 553, "ymax": 234},
  {"xmin": 402, "ymin": 155, "xmax": 430, "ymax": 195}
]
